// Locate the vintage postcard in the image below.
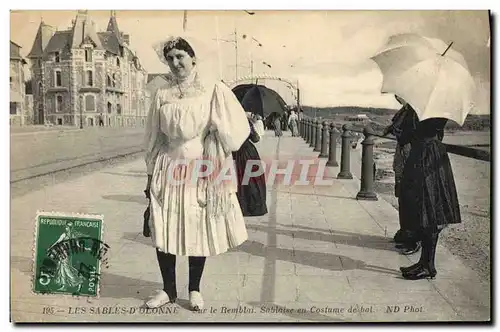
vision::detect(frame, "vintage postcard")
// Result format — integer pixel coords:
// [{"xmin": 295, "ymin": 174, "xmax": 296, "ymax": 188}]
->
[{"xmin": 10, "ymin": 9, "xmax": 491, "ymax": 323}]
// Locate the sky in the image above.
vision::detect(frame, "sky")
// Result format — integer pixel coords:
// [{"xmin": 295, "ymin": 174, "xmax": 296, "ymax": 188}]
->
[{"xmin": 10, "ymin": 10, "xmax": 491, "ymax": 113}]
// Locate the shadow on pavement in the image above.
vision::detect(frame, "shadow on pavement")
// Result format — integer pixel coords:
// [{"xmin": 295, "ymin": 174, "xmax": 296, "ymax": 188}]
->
[
  {"xmin": 273, "ymin": 189, "xmax": 359, "ymax": 201},
  {"xmin": 122, "ymin": 232, "xmax": 152, "ymax": 246},
  {"xmin": 102, "ymin": 171, "xmax": 147, "ymax": 178},
  {"xmin": 246, "ymin": 223, "xmax": 398, "ymax": 252},
  {"xmin": 237, "ymin": 240, "xmax": 400, "ymax": 277},
  {"xmin": 102, "ymin": 194, "xmax": 147, "ymax": 205}
]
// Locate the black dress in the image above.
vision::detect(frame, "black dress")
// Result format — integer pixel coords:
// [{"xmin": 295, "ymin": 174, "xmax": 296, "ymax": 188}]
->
[
  {"xmin": 399, "ymin": 118, "xmax": 461, "ymax": 231},
  {"xmin": 232, "ymin": 120, "xmax": 268, "ymax": 216}
]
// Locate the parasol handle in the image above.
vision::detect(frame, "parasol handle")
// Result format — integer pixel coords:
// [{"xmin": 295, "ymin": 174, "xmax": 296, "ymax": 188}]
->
[{"xmin": 441, "ymin": 42, "xmax": 454, "ymax": 56}]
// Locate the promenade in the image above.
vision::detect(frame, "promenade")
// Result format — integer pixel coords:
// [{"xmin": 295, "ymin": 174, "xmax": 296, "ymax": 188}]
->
[{"xmin": 10, "ymin": 130, "xmax": 490, "ymax": 322}]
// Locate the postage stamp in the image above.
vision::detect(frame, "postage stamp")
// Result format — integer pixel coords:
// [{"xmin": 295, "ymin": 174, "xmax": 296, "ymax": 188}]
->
[{"xmin": 32, "ymin": 211, "xmax": 107, "ymax": 297}]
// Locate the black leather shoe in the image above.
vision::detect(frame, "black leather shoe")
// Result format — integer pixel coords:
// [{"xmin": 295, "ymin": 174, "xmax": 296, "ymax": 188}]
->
[
  {"xmin": 402, "ymin": 266, "xmax": 436, "ymax": 280},
  {"xmin": 401, "ymin": 242, "xmax": 421, "ymax": 255},
  {"xmin": 400, "ymin": 262, "xmax": 422, "ymax": 274}
]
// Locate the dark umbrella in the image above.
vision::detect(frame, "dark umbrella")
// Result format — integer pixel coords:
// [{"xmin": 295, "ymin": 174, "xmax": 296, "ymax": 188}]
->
[{"xmin": 233, "ymin": 85, "xmax": 288, "ymax": 118}]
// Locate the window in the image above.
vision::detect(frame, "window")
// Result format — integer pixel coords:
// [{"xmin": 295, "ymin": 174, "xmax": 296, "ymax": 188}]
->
[
  {"xmin": 56, "ymin": 95, "xmax": 63, "ymax": 112},
  {"xmin": 116, "ymin": 104, "xmax": 122, "ymax": 115},
  {"xmin": 112, "ymin": 74, "xmax": 116, "ymax": 87},
  {"xmin": 55, "ymin": 52, "xmax": 60, "ymax": 63},
  {"xmin": 85, "ymin": 95, "xmax": 96, "ymax": 111},
  {"xmin": 116, "ymin": 58, "xmax": 120, "ymax": 66},
  {"xmin": 86, "ymin": 71, "xmax": 93, "ymax": 87},
  {"xmin": 107, "ymin": 75, "xmax": 112, "ymax": 86},
  {"xmin": 85, "ymin": 49, "xmax": 92, "ymax": 62},
  {"xmin": 9, "ymin": 77, "xmax": 12, "ymax": 85},
  {"xmin": 107, "ymin": 102, "xmax": 112, "ymax": 114},
  {"xmin": 10, "ymin": 102, "xmax": 17, "ymax": 115},
  {"xmin": 55, "ymin": 70, "xmax": 62, "ymax": 87}
]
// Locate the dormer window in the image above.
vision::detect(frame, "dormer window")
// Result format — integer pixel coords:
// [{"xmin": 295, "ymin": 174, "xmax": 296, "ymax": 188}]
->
[{"xmin": 55, "ymin": 52, "xmax": 60, "ymax": 63}]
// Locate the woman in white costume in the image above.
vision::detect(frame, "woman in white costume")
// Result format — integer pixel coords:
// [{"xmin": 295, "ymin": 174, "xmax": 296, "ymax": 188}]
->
[{"xmin": 144, "ymin": 35, "xmax": 250, "ymax": 310}]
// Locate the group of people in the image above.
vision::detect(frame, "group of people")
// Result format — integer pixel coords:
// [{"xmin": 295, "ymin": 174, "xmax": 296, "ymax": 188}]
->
[
  {"xmin": 264, "ymin": 108, "xmax": 302, "ymax": 137},
  {"xmin": 384, "ymin": 95, "xmax": 461, "ymax": 280},
  {"xmin": 141, "ymin": 34, "xmax": 462, "ymax": 312}
]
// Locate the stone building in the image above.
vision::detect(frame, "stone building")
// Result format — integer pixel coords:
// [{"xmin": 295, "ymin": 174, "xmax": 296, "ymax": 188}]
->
[
  {"xmin": 27, "ymin": 10, "xmax": 148, "ymax": 127},
  {"xmin": 10, "ymin": 41, "xmax": 28, "ymax": 126}
]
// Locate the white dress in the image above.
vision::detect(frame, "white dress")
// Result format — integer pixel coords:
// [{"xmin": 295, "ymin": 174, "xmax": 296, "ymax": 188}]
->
[{"xmin": 144, "ymin": 74, "xmax": 251, "ymax": 257}]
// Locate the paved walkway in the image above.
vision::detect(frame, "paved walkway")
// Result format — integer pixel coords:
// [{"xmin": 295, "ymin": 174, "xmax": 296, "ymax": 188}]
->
[{"xmin": 10, "ymin": 131, "xmax": 490, "ymax": 322}]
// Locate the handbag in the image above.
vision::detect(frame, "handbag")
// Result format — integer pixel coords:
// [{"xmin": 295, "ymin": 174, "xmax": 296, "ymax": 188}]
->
[{"xmin": 143, "ymin": 189, "xmax": 151, "ymax": 238}]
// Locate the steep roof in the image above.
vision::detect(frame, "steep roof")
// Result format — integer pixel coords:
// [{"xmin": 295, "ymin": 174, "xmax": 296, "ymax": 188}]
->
[
  {"xmin": 70, "ymin": 10, "xmax": 103, "ymax": 49},
  {"xmin": 10, "ymin": 41, "xmax": 22, "ymax": 59},
  {"xmin": 43, "ymin": 31, "xmax": 72, "ymax": 55},
  {"xmin": 10, "ymin": 41, "xmax": 27, "ymax": 64},
  {"xmin": 98, "ymin": 31, "xmax": 121, "ymax": 55},
  {"xmin": 106, "ymin": 11, "xmax": 124, "ymax": 46},
  {"xmin": 27, "ymin": 22, "xmax": 56, "ymax": 58}
]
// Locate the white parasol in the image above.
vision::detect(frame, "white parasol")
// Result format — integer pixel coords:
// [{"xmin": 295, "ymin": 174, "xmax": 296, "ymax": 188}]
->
[{"xmin": 371, "ymin": 33, "xmax": 476, "ymax": 126}]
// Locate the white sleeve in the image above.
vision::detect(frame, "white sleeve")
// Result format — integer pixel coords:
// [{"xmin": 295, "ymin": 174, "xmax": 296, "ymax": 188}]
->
[
  {"xmin": 144, "ymin": 90, "xmax": 165, "ymax": 175},
  {"xmin": 209, "ymin": 82, "xmax": 250, "ymax": 152}
]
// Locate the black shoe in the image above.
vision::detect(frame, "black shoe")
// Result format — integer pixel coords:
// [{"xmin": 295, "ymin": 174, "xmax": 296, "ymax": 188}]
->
[
  {"xmin": 402, "ymin": 265, "xmax": 436, "ymax": 280},
  {"xmin": 393, "ymin": 230, "xmax": 404, "ymax": 243},
  {"xmin": 400, "ymin": 262, "xmax": 422, "ymax": 274},
  {"xmin": 400, "ymin": 242, "xmax": 421, "ymax": 255}
]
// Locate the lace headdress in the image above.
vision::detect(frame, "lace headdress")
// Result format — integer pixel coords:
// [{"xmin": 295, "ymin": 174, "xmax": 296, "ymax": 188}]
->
[{"xmin": 152, "ymin": 33, "xmax": 220, "ymax": 83}]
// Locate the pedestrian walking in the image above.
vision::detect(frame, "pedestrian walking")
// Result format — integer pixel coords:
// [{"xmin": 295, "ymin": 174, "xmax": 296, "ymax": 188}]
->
[
  {"xmin": 253, "ymin": 114, "xmax": 265, "ymax": 137},
  {"xmin": 143, "ymin": 35, "xmax": 250, "ymax": 310},
  {"xmin": 273, "ymin": 114, "xmax": 283, "ymax": 137},
  {"xmin": 288, "ymin": 110, "xmax": 299, "ymax": 136},
  {"xmin": 98, "ymin": 113, "xmax": 104, "ymax": 127}
]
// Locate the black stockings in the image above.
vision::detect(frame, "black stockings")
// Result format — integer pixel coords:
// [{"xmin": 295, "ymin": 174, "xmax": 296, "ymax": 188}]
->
[
  {"xmin": 155, "ymin": 249, "xmax": 206, "ymax": 300},
  {"xmin": 418, "ymin": 229, "xmax": 441, "ymax": 273}
]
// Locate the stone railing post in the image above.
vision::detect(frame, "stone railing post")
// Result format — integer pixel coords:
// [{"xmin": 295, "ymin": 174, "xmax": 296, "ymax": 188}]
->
[
  {"xmin": 319, "ymin": 121, "xmax": 329, "ymax": 158},
  {"xmin": 326, "ymin": 123, "xmax": 339, "ymax": 166},
  {"xmin": 337, "ymin": 124, "xmax": 353, "ymax": 179},
  {"xmin": 356, "ymin": 125, "xmax": 378, "ymax": 200},
  {"xmin": 310, "ymin": 119, "xmax": 317, "ymax": 148},
  {"xmin": 300, "ymin": 118, "xmax": 306, "ymax": 138},
  {"xmin": 304, "ymin": 118, "xmax": 311, "ymax": 144},
  {"xmin": 314, "ymin": 119, "xmax": 322, "ymax": 152}
]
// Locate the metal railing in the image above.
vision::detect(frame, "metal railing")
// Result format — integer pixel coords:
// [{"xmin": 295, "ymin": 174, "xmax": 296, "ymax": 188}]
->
[{"xmin": 298, "ymin": 116, "xmax": 491, "ymax": 201}]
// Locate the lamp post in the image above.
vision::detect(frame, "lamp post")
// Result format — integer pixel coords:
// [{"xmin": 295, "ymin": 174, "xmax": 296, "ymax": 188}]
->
[
  {"xmin": 214, "ymin": 10, "xmax": 257, "ymax": 81},
  {"xmin": 79, "ymin": 95, "xmax": 83, "ymax": 129},
  {"xmin": 183, "ymin": 10, "xmax": 187, "ymax": 31},
  {"xmin": 242, "ymin": 34, "xmax": 263, "ymax": 76}
]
